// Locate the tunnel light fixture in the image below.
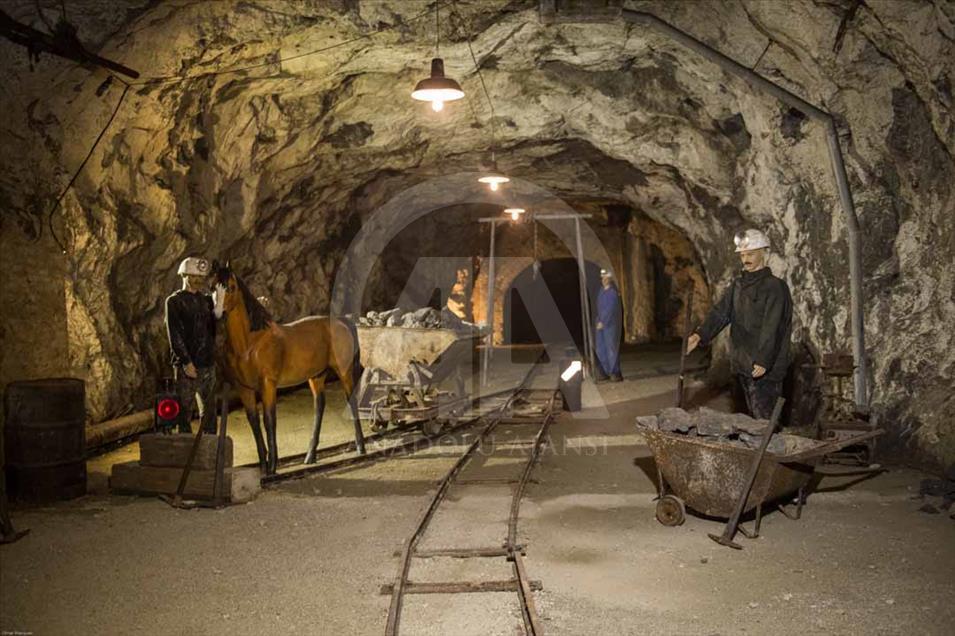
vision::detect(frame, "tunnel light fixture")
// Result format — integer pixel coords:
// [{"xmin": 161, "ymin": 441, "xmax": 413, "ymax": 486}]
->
[
  {"xmin": 478, "ymin": 173, "xmax": 510, "ymax": 191},
  {"xmin": 411, "ymin": 58, "xmax": 465, "ymax": 111},
  {"xmin": 411, "ymin": 4, "xmax": 463, "ymax": 112},
  {"xmin": 504, "ymin": 207, "xmax": 525, "ymax": 221},
  {"xmin": 478, "ymin": 153, "xmax": 510, "ymax": 191},
  {"xmin": 561, "ymin": 360, "xmax": 582, "ymax": 382}
]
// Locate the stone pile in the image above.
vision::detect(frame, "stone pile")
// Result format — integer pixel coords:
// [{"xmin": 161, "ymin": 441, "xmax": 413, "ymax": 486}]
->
[
  {"xmin": 917, "ymin": 465, "xmax": 955, "ymax": 518},
  {"xmin": 636, "ymin": 407, "xmax": 818, "ymax": 456},
  {"xmin": 358, "ymin": 307, "xmax": 483, "ymax": 333}
]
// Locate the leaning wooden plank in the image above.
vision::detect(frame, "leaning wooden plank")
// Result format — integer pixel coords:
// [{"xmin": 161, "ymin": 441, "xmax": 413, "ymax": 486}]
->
[
  {"xmin": 138, "ymin": 434, "xmax": 233, "ymax": 469},
  {"xmin": 109, "ymin": 462, "xmax": 258, "ymax": 502}
]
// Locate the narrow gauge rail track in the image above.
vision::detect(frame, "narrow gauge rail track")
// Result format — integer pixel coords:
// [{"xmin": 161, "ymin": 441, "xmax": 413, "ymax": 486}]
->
[
  {"xmin": 246, "ymin": 378, "xmax": 547, "ymax": 486},
  {"xmin": 383, "ymin": 359, "xmax": 559, "ymax": 636}
]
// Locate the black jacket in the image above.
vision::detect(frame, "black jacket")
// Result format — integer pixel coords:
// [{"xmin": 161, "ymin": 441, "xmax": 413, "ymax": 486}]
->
[
  {"xmin": 164, "ymin": 289, "xmax": 216, "ymax": 368},
  {"xmin": 695, "ymin": 268, "xmax": 792, "ymax": 381}
]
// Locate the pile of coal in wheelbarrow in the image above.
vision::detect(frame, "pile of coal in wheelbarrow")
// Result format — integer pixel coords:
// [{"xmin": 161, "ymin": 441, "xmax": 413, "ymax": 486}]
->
[{"xmin": 636, "ymin": 407, "xmax": 819, "ymax": 455}]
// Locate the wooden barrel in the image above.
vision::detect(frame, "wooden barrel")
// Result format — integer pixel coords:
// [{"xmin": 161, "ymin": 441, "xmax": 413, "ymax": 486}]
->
[{"xmin": 3, "ymin": 378, "xmax": 87, "ymax": 502}]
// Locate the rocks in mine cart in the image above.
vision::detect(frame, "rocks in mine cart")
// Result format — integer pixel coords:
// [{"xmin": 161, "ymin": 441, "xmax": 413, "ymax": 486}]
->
[
  {"xmin": 359, "ymin": 310, "xmax": 380, "ymax": 326},
  {"xmin": 382, "ymin": 308, "xmax": 403, "ymax": 326},
  {"xmin": 656, "ymin": 407, "xmax": 695, "ymax": 433},
  {"xmin": 440, "ymin": 307, "xmax": 466, "ymax": 329}
]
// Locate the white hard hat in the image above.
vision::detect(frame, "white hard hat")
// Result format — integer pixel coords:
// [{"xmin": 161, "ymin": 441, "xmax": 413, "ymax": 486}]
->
[
  {"xmin": 178, "ymin": 257, "xmax": 211, "ymax": 276},
  {"xmin": 600, "ymin": 268, "xmax": 613, "ymax": 277},
  {"xmin": 734, "ymin": 229, "xmax": 770, "ymax": 253}
]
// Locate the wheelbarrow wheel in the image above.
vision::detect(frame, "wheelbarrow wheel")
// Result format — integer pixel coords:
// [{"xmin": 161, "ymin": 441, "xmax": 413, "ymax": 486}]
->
[{"xmin": 656, "ymin": 495, "xmax": 686, "ymax": 527}]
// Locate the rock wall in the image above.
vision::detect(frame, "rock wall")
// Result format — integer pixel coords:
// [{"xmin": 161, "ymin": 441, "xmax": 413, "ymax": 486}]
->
[{"xmin": 0, "ymin": 0, "xmax": 951, "ymax": 464}]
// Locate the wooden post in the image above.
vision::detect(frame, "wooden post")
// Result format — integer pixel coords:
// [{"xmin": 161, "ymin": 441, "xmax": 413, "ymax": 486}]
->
[{"xmin": 482, "ymin": 220, "xmax": 498, "ymax": 387}]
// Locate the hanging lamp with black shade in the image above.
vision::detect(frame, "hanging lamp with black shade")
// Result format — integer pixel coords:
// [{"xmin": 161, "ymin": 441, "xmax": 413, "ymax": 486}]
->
[{"xmin": 411, "ymin": 3, "xmax": 464, "ymax": 112}]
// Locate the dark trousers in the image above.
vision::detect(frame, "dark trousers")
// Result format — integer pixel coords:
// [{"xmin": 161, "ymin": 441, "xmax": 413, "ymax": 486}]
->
[
  {"xmin": 175, "ymin": 365, "xmax": 218, "ymax": 434},
  {"xmin": 595, "ymin": 327, "xmax": 621, "ymax": 377},
  {"xmin": 737, "ymin": 375, "xmax": 782, "ymax": 420}
]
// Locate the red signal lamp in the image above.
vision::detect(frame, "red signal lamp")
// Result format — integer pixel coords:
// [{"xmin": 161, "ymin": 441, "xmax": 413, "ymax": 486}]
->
[{"xmin": 156, "ymin": 398, "xmax": 180, "ymax": 421}]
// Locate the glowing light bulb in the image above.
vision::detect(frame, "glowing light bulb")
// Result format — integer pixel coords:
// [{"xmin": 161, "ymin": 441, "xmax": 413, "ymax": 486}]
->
[
  {"xmin": 432, "ymin": 100, "xmax": 444, "ymax": 112},
  {"xmin": 489, "ymin": 181, "xmax": 499, "ymax": 191},
  {"xmin": 504, "ymin": 207, "xmax": 525, "ymax": 222}
]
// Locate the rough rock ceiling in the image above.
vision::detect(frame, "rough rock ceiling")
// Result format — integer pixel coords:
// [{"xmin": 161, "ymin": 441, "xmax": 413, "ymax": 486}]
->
[{"xmin": 0, "ymin": 0, "xmax": 952, "ymax": 465}]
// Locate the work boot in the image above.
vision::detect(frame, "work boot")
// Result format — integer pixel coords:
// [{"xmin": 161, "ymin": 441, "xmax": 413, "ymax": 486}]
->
[
  {"xmin": 594, "ymin": 371, "xmax": 609, "ymax": 384},
  {"xmin": 610, "ymin": 374, "xmax": 623, "ymax": 382}
]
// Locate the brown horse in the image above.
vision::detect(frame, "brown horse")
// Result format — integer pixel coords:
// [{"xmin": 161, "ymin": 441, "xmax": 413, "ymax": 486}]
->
[{"xmin": 213, "ymin": 262, "xmax": 365, "ymax": 475}]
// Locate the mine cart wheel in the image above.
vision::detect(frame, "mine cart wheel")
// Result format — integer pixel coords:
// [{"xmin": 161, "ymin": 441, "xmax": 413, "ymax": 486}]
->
[
  {"xmin": 421, "ymin": 419, "xmax": 443, "ymax": 438},
  {"xmin": 655, "ymin": 495, "xmax": 686, "ymax": 527}
]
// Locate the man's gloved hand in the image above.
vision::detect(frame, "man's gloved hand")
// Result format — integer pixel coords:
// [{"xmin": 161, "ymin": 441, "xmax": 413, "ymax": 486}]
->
[
  {"xmin": 752, "ymin": 364, "xmax": 766, "ymax": 378},
  {"xmin": 184, "ymin": 362, "xmax": 198, "ymax": 379},
  {"xmin": 686, "ymin": 333, "xmax": 700, "ymax": 354},
  {"xmin": 596, "ymin": 322, "xmax": 604, "ymax": 330}
]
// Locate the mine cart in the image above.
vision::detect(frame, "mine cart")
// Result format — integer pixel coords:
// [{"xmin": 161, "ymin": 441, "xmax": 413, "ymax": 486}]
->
[
  {"xmin": 639, "ymin": 419, "xmax": 881, "ymax": 535},
  {"xmin": 355, "ymin": 326, "xmax": 480, "ymax": 436}
]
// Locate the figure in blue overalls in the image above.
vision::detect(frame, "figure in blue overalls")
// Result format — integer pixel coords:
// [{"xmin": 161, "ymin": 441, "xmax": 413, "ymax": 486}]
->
[{"xmin": 595, "ymin": 268, "xmax": 623, "ymax": 382}]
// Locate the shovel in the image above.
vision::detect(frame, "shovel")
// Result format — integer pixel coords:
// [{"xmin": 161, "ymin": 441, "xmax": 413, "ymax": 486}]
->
[{"xmin": 709, "ymin": 397, "xmax": 785, "ymax": 549}]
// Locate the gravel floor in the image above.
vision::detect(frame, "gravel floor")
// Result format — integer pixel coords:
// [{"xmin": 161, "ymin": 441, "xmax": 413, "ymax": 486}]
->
[{"xmin": 3, "ymin": 357, "xmax": 953, "ymax": 635}]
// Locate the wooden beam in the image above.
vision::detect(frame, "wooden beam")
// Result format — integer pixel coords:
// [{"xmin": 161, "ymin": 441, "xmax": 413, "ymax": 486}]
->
[
  {"xmin": 380, "ymin": 579, "xmax": 542, "ymax": 595},
  {"xmin": 109, "ymin": 462, "xmax": 259, "ymax": 503},
  {"xmin": 138, "ymin": 433, "xmax": 233, "ymax": 470}
]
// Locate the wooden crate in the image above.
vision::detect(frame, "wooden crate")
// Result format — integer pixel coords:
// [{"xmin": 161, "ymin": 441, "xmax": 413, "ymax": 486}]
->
[
  {"xmin": 110, "ymin": 461, "xmax": 259, "ymax": 503},
  {"xmin": 138, "ymin": 433, "xmax": 233, "ymax": 470}
]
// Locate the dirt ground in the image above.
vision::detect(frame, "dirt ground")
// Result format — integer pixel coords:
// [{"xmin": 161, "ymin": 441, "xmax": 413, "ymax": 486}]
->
[{"xmin": 2, "ymin": 351, "xmax": 953, "ymax": 635}]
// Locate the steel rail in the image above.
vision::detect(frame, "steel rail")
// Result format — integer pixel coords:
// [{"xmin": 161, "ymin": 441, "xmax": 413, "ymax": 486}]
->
[
  {"xmin": 253, "ymin": 380, "xmax": 538, "ymax": 485},
  {"xmin": 385, "ymin": 358, "xmax": 549, "ymax": 635},
  {"xmin": 505, "ymin": 389, "xmax": 558, "ymax": 636},
  {"xmin": 238, "ymin": 419, "xmax": 422, "ymax": 471}
]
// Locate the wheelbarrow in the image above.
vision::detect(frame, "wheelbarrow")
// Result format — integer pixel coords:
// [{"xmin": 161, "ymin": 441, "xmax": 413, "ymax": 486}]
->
[
  {"xmin": 641, "ymin": 426, "xmax": 882, "ymax": 536},
  {"xmin": 355, "ymin": 326, "xmax": 480, "ymax": 436}
]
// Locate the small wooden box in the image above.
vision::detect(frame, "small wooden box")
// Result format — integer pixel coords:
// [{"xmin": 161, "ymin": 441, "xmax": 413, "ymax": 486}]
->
[
  {"xmin": 109, "ymin": 461, "xmax": 259, "ymax": 503},
  {"xmin": 138, "ymin": 433, "xmax": 233, "ymax": 470}
]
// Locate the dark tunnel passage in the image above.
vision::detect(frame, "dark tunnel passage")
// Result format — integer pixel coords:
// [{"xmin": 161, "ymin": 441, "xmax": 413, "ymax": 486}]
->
[{"xmin": 504, "ymin": 258, "xmax": 603, "ymax": 350}]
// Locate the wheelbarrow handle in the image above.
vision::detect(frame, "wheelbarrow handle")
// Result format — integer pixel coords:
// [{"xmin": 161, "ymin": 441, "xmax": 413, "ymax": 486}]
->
[
  {"xmin": 709, "ymin": 397, "xmax": 785, "ymax": 549},
  {"xmin": 783, "ymin": 429, "xmax": 883, "ymax": 464}
]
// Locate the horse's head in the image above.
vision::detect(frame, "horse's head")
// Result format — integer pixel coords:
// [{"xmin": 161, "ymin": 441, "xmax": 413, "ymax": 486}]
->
[
  {"xmin": 211, "ymin": 260, "xmax": 273, "ymax": 330},
  {"xmin": 212, "ymin": 260, "xmax": 241, "ymax": 314}
]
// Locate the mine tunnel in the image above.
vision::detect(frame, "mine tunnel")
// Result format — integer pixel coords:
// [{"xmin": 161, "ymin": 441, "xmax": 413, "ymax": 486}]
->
[
  {"xmin": 504, "ymin": 258, "xmax": 602, "ymax": 349},
  {"xmin": 1, "ymin": 1, "xmax": 953, "ymax": 634}
]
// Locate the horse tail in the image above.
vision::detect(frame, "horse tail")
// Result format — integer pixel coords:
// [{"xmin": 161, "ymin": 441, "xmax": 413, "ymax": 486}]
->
[{"xmin": 338, "ymin": 315, "xmax": 362, "ymax": 387}]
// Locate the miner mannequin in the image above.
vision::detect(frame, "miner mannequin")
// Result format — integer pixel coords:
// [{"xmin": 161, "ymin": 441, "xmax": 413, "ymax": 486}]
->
[
  {"xmin": 686, "ymin": 229, "xmax": 792, "ymax": 419},
  {"xmin": 595, "ymin": 268, "xmax": 623, "ymax": 382},
  {"xmin": 165, "ymin": 256, "xmax": 223, "ymax": 434}
]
